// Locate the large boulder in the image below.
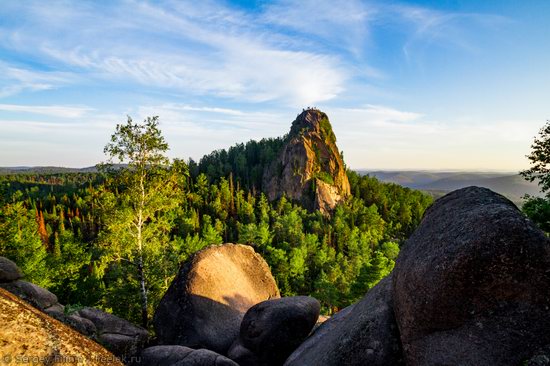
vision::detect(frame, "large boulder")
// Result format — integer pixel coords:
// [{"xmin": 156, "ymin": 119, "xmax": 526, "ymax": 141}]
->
[
  {"xmin": 154, "ymin": 244, "xmax": 280, "ymax": 354},
  {"xmin": 284, "ymin": 275, "xmax": 403, "ymax": 366},
  {"xmin": 228, "ymin": 296, "xmax": 320, "ymax": 366},
  {"xmin": 0, "ymin": 288, "xmax": 123, "ymax": 365},
  {"xmin": 393, "ymin": 186, "xmax": 550, "ymax": 365},
  {"xmin": 140, "ymin": 346, "xmax": 238, "ymax": 366},
  {"xmin": 76, "ymin": 307, "xmax": 149, "ymax": 359},
  {"xmin": 0, "ymin": 279, "xmax": 63, "ymax": 313},
  {"xmin": 0, "ymin": 256, "xmax": 22, "ymax": 282}
]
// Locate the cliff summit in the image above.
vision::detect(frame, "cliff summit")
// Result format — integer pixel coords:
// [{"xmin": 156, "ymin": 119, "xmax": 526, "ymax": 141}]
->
[{"xmin": 263, "ymin": 109, "xmax": 350, "ymax": 214}]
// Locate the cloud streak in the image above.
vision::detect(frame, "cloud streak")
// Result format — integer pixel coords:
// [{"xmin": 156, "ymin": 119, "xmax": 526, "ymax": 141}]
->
[
  {"xmin": 0, "ymin": 0, "xmax": 348, "ymax": 105},
  {"xmin": 0, "ymin": 0, "xmax": 535, "ymax": 171},
  {"xmin": 0, "ymin": 62, "xmax": 74, "ymax": 98},
  {"xmin": 0, "ymin": 104, "xmax": 93, "ymax": 118}
]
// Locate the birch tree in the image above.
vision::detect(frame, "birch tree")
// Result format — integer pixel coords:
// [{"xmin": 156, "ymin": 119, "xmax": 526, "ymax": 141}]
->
[{"xmin": 100, "ymin": 116, "xmax": 185, "ymax": 327}]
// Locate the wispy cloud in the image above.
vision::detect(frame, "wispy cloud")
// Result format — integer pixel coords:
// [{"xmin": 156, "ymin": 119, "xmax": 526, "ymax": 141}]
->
[
  {"xmin": 0, "ymin": 0, "xmax": 347, "ymax": 105},
  {"xmin": 262, "ymin": 0, "xmax": 373, "ymax": 57},
  {"xmin": 0, "ymin": 62, "xmax": 74, "ymax": 98},
  {"xmin": 0, "ymin": 0, "xmax": 534, "ymax": 170},
  {"xmin": 391, "ymin": 5, "xmax": 511, "ymax": 60},
  {"xmin": 0, "ymin": 1, "xmax": 509, "ymax": 103},
  {"xmin": 0, "ymin": 104, "xmax": 93, "ymax": 118}
]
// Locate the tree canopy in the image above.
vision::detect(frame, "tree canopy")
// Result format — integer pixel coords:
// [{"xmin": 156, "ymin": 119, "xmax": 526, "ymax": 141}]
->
[
  {"xmin": 521, "ymin": 120, "xmax": 550, "ymax": 195},
  {"xmin": 521, "ymin": 120, "xmax": 550, "ymax": 232},
  {"xmin": 0, "ymin": 118, "xmax": 433, "ymax": 326}
]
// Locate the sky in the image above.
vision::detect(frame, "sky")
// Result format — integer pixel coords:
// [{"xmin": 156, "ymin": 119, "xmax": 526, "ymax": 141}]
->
[{"xmin": 0, "ymin": 0, "xmax": 549, "ymax": 171}]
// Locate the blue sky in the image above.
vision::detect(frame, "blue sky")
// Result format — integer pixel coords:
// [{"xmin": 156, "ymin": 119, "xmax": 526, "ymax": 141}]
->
[{"xmin": 0, "ymin": 0, "xmax": 549, "ymax": 170}]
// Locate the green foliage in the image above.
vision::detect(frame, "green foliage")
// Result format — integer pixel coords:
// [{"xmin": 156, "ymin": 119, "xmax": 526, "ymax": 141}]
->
[
  {"xmin": 0, "ymin": 167, "xmax": 431, "ymax": 317},
  {"xmin": 313, "ymin": 171, "xmax": 334, "ymax": 185},
  {"xmin": 347, "ymin": 170, "xmax": 433, "ymax": 240},
  {"xmin": 196, "ymin": 137, "xmax": 285, "ymax": 191},
  {"xmin": 319, "ymin": 116, "xmax": 336, "ymax": 144},
  {"xmin": 521, "ymin": 121, "xmax": 550, "ymax": 233},
  {"xmin": 522, "ymin": 196, "xmax": 550, "ymax": 232},
  {"xmin": 381, "ymin": 241, "xmax": 400, "ymax": 261},
  {"xmin": 521, "ymin": 120, "xmax": 550, "ymax": 195},
  {"xmin": 0, "ymin": 119, "xmax": 434, "ymax": 326},
  {"xmin": 64, "ymin": 303, "xmax": 85, "ymax": 315},
  {"xmin": 0, "ymin": 202, "xmax": 49, "ymax": 287},
  {"xmin": 98, "ymin": 116, "xmax": 186, "ymax": 328}
]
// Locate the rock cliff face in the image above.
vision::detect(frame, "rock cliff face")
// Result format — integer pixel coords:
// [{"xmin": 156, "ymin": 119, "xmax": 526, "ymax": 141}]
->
[
  {"xmin": 262, "ymin": 109, "xmax": 350, "ymax": 215},
  {"xmin": 0, "ymin": 256, "xmax": 148, "ymax": 360},
  {"xmin": 0, "ymin": 288, "xmax": 123, "ymax": 366}
]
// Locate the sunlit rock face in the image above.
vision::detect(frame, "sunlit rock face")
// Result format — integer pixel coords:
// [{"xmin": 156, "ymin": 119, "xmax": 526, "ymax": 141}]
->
[
  {"xmin": 0, "ymin": 288, "xmax": 124, "ymax": 366},
  {"xmin": 153, "ymin": 243, "xmax": 280, "ymax": 355},
  {"xmin": 263, "ymin": 109, "xmax": 350, "ymax": 215}
]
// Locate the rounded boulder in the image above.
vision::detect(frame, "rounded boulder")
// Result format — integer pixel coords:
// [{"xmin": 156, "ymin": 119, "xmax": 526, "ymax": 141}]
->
[
  {"xmin": 153, "ymin": 243, "xmax": 280, "ymax": 354},
  {"xmin": 393, "ymin": 186, "xmax": 550, "ymax": 365},
  {"xmin": 234, "ymin": 296, "xmax": 319, "ymax": 366},
  {"xmin": 0, "ymin": 256, "xmax": 22, "ymax": 282}
]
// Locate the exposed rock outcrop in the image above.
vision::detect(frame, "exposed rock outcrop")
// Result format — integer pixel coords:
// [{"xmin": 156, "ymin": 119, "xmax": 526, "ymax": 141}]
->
[
  {"xmin": 0, "ymin": 279, "xmax": 64, "ymax": 314},
  {"xmin": 75, "ymin": 307, "xmax": 148, "ymax": 359},
  {"xmin": 228, "ymin": 296, "xmax": 320, "ymax": 366},
  {"xmin": 0, "ymin": 257, "xmax": 22, "ymax": 282},
  {"xmin": 0, "ymin": 288, "xmax": 124, "ymax": 366},
  {"xmin": 0, "ymin": 256, "xmax": 148, "ymax": 360},
  {"xmin": 49, "ymin": 311, "xmax": 97, "ymax": 338},
  {"xmin": 393, "ymin": 186, "xmax": 550, "ymax": 366},
  {"xmin": 262, "ymin": 109, "xmax": 350, "ymax": 215},
  {"xmin": 139, "ymin": 346, "xmax": 238, "ymax": 366},
  {"xmin": 154, "ymin": 243, "xmax": 280, "ymax": 354},
  {"xmin": 284, "ymin": 275, "xmax": 403, "ymax": 366}
]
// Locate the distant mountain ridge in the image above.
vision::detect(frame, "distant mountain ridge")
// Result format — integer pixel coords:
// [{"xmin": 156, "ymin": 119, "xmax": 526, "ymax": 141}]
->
[
  {"xmin": 0, "ymin": 165, "xmax": 128, "ymax": 175},
  {"xmin": 362, "ymin": 170, "xmax": 542, "ymax": 204},
  {"xmin": 0, "ymin": 166, "xmax": 98, "ymax": 174},
  {"xmin": 1, "ymin": 166, "xmax": 539, "ymax": 206}
]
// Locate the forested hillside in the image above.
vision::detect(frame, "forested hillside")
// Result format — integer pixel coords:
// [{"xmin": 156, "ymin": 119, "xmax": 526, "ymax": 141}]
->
[{"xmin": 0, "ymin": 115, "xmax": 432, "ymax": 326}]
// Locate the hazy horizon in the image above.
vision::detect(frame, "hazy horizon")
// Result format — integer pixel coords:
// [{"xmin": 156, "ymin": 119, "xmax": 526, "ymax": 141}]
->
[
  {"xmin": 1, "ymin": 1, "xmax": 549, "ymax": 170},
  {"xmin": 0, "ymin": 164, "xmax": 524, "ymax": 175}
]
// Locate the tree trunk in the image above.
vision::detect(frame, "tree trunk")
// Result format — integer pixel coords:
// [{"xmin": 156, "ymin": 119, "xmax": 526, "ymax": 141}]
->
[
  {"xmin": 137, "ymin": 170, "xmax": 148, "ymax": 328},
  {"xmin": 137, "ymin": 255, "xmax": 148, "ymax": 328}
]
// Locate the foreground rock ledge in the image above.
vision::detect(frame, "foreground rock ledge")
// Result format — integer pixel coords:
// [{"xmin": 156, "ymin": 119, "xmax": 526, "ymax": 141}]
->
[
  {"xmin": 154, "ymin": 243, "xmax": 280, "ymax": 354},
  {"xmin": 139, "ymin": 345, "xmax": 238, "ymax": 366},
  {"xmin": 0, "ymin": 288, "xmax": 123, "ymax": 366},
  {"xmin": 284, "ymin": 275, "xmax": 403, "ymax": 366},
  {"xmin": 393, "ymin": 186, "xmax": 550, "ymax": 366}
]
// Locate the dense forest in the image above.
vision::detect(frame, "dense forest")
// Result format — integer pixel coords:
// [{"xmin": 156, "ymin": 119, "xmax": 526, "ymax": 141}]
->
[{"xmin": 0, "ymin": 117, "xmax": 432, "ymax": 328}]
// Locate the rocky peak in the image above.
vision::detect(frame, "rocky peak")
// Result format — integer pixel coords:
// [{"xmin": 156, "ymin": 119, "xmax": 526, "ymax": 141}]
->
[
  {"xmin": 288, "ymin": 109, "xmax": 336, "ymax": 143},
  {"xmin": 263, "ymin": 109, "xmax": 350, "ymax": 215}
]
